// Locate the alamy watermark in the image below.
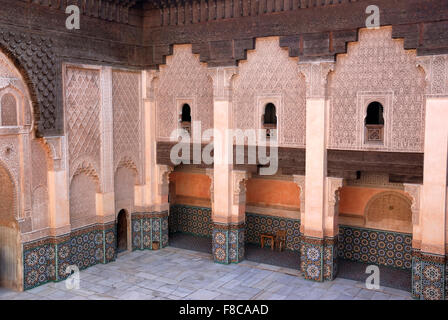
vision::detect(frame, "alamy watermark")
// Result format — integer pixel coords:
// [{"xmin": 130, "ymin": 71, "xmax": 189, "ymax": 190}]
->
[
  {"xmin": 66, "ymin": 4, "xmax": 381, "ymax": 32},
  {"xmin": 365, "ymin": 265, "xmax": 380, "ymax": 290},
  {"xmin": 66, "ymin": 5, "xmax": 80, "ymax": 30},
  {"xmin": 169, "ymin": 121, "xmax": 278, "ymax": 176},
  {"xmin": 365, "ymin": 5, "xmax": 380, "ymax": 29},
  {"xmin": 65, "ymin": 265, "xmax": 80, "ymax": 290}
]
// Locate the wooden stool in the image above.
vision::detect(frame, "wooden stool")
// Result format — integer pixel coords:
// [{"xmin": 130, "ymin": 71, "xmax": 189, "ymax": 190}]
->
[
  {"xmin": 275, "ymin": 230, "xmax": 286, "ymax": 252},
  {"xmin": 260, "ymin": 233, "xmax": 275, "ymax": 250}
]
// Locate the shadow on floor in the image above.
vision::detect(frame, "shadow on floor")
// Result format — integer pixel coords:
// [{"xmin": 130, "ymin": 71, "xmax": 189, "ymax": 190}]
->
[
  {"xmin": 245, "ymin": 243, "xmax": 300, "ymax": 269},
  {"xmin": 169, "ymin": 232, "xmax": 212, "ymax": 254},
  {"xmin": 337, "ymin": 259, "xmax": 411, "ymax": 292},
  {"xmin": 167, "ymin": 234, "xmax": 411, "ymax": 292},
  {"xmin": 169, "ymin": 233, "xmax": 300, "ymax": 269}
]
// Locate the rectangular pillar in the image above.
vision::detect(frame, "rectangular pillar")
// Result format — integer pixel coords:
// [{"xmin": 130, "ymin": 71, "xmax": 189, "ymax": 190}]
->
[
  {"xmin": 413, "ymin": 97, "xmax": 448, "ymax": 300},
  {"xmin": 301, "ymin": 97, "xmax": 338, "ymax": 282},
  {"xmin": 209, "ymin": 67, "xmax": 247, "ymax": 264}
]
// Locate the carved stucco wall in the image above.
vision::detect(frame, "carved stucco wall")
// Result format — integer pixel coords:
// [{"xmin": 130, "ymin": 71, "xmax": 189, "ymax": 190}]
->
[
  {"xmin": 65, "ymin": 66, "xmax": 102, "ymax": 229},
  {"xmin": 65, "ymin": 66, "xmax": 102, "ymax": 185},
  {"xmin": 69, "ymin": 173, "xmax": 97, "ymax": 230},
  {"xmin": 1, "ymin": 48, "xmax": 50, "ymax": 236},
  {"xmin": 328, "ymin": 27, "xmax": 426, "ymax": 152},
  {"xmin": 156, "ymin": 45, "xmax": 213, "ymax": 141},
  {"xmin": 0, "ymin": 159, "xmax": 21, "ymax": 290},
  {"xmin": 0, "ymin": 136, "xmax": 19, "ymax": 211},
  {"xmin": 232, "ymin": 37, "xmax": 306, "ymax": 147},
  {"xmin": 114, "ymin": 166, "xmax": 136, "ymax": 216},
  {"xmin": 112, "ymin": 70, "xmax": 142, "ymax": 183},
  {"xmin": 0, "ymin": 162, "xmax": 15, "ymax": 227},
  {"xmin": 416, "ymin": 54, "xmax": 448, "ymax": 96},
  {"xmin": 1, "ymin": 93, "xmax": 17, "ymax": 126},
  {"xmin": 30, "ymin": 140, "xmax": 49, "ymax": 232}
]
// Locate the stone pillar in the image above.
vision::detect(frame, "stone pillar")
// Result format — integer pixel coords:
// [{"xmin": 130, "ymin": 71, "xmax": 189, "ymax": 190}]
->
[
  {"xmin": 298, "ymin": 62, "xmax": 338, "ymax": 282},
  {"xmin": 130, "ymin": 71, "xmax": 170, "ymax": 252},
  {"xmin": 404, "ymin": 182, "xmax": 423, "ymax": 299},
  {"xmin": 212, "ymin": 169, "xmax": 250, "ymax": 265},
  {"xmin": 97, "ymin": 67, "xmax": 115, "ymax": 226},
  {"xmin": 208, "ymin": 66, "xmax": 247, "ymax": 264},
  {"xmin": 412, "ymin": 96, "xmax": 448, "ymax": 300},
  {"xmin": 45, "ymin": 136, "xmax": 71, "ymax": 237},
  {"xmin": 323, "ymin": 177, "xmax": 344, "ymax": 281},
  {"xmin": 136, "ymin": 70, "xmax": 159, "ymax": 212}
]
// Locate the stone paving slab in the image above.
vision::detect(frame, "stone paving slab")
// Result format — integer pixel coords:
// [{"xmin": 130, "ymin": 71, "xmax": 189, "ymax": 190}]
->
[{"xmin": 0, "ymin": 247, "xmax": 412, "ymax": 300}]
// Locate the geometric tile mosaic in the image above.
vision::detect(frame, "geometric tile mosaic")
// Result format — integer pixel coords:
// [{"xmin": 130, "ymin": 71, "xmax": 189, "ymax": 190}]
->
[
  {"xmin": 212, "ymin": 223, "xmax": 245, "ymax": 265},
  {"xmin": 169, "ymin": 205, "xmax": 212, "ymax": 238},
  {"xmin": 131, "ymin": 211, "xmax": 169, "ymax": 251},
  {"xmin": 245, "ymin": 212, "xmax": 301, "ymax": 251},
  {"xmin": 300, "ymin": 236, "xmax": 337, "ymax": 282},
  {"xmin": 338, "ymin": 225, "xmax": 412, "ymax": 270},
  {"xmin": 412, "ymin": 250, "xmax": 446, "ymax": 300},
  {"xmin": 23, "ymin": 222, "xmax": 116, "ymax": 290}
]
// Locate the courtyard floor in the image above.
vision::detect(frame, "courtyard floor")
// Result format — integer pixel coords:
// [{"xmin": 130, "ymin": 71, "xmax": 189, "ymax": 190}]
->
[{"xmin": 0, "ymin": 247, "xmax": 412, "ymax": 300}]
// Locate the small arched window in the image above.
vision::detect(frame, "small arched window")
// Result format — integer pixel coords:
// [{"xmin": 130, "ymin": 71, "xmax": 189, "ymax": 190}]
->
[
  {"xmin": 264, "ymin": 103, "xmax": 277, "ymax": 126},
  {"xmin": 180, "ymin": 103, "xmax": 191, "ymax": 134},
  {"xmin": 365, "ymin": 102, "xmax": 384, "ymax": 143},
  {"xmin": 1, "ymin": 93, "xmax": 17, "ymax": 126},
  {"xmin": 181, "ymin": 104, "xmax": 191, "ymax": 123},
  {"xmin": 263, "ymin": 103, "xmax": 277, "ymax": 139}
]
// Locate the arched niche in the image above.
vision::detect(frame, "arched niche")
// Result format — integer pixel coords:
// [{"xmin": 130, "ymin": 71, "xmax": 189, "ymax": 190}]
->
[{"xmin": 365, "ymin": 191, "xmax": 413, "ymax": 233}]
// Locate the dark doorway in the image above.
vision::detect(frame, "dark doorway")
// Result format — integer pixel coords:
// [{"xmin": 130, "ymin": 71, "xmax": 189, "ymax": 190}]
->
[{"xmin": 117, "ymin": 209, "xmax": 128, "ymax": 253}]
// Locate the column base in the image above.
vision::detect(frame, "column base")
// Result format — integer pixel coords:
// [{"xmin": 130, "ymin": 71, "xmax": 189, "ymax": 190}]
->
[
  {"xmin": 300, "ymin": 235, "xmax": 338, "ymax": 282},
  {"xmin": 212, "ymin": 223, "xmax": 245, "ymax": 264},
  {"xmin": 131, "ymin": 211, "xmax": 169, "ymax": 251},
  {"xmin": 412, "ymin": 249, "xmax": 446, "ymax": 300}
]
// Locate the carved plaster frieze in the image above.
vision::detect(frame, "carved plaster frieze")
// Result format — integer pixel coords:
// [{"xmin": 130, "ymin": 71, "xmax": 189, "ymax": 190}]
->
[
  {"xmin": 158, "ymin": 164, "xmax": 173, "ymax": 186},
  {"xmin": 298, "ymin": 61, "xmax": 334, "ymax": 99},
  {"xmin": 44, "ymin": 136, "xmax": 65, "ymax": 171},
  {"xmin": 232, "ymin": 170, "xmax": 251, "ymax": 204},
  {"xmin": 416, "ymin": 55, "xmax": 448, "ymax": 96},
  {"xmin": 205, "ymin": 168, "xmax": 214, "ymax": 198},
  {"xmin": 207, "ymin": 66, "xmax": 238, "ymax": 101},
  {"xmin": 404, "ymin": 183, "xmax": 421, "ymax": 226},
  {"xmin": 293, "ymin": 175, "xmax": 305, "ymax": 215}
]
